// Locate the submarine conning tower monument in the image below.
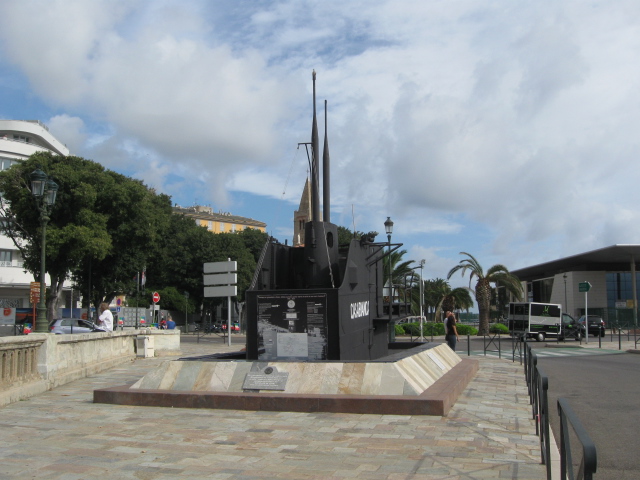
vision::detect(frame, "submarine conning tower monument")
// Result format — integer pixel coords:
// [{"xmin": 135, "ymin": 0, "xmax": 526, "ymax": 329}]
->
[{"xmin": 245, "ymin": 71, "xmax": 409, "ymax": 361}]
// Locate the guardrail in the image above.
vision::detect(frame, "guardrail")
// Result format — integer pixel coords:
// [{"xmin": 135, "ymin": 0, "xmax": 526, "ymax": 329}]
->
[
  {"xmin": 523, "ymin": 342, "xmax": 552, "ymax": 478},
  {"xmin": 535, "ymin": 363, "xmax": 552, "ymax": 478},
  {"xmin": 482, "ymin": 332, "xmax": 502, "ymax": 358},
  {"xmin": 557, "ymin": 397, "xmax": 598, "ymax": 480},
  {"xmin": 522, "ymin": 340, "xmax": 598, "ymax": 480}
]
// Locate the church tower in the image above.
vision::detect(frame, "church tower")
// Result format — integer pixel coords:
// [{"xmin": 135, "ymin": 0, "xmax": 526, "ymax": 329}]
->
[{"xmin": 293, "ymin": 177, "xmax": 313, "ymax": 246}]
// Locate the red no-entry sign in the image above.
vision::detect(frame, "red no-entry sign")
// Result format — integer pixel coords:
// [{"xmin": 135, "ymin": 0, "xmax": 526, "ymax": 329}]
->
[{"xmin": 152, "ymin": 292, "xmax": 160, "ymax": 303}]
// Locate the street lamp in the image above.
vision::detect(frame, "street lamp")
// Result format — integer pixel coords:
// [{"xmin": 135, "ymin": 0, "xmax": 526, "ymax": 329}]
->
[
  {"xmin": 30, "ymin": 169, "xmax": 58, "ymax": 333},
  {"xmin": 384, "ymin": 216, "xmax": 394, "ymax": 342},
  {"xmin": 184, "ymin": 291, "xmax": 190, "ymax": 333}
]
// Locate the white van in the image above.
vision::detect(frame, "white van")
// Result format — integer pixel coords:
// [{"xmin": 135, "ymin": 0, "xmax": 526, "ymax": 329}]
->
[{"xmin": 507, "ymin": 302, "xmax": 581, "ymax": 342}]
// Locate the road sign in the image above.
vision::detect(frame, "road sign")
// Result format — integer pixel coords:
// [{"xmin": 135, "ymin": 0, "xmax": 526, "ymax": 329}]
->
[
  {"xmin": 30, "ymin": 281, "xmax": 40, "ymax": 303},
  {"xmin": 578, "ymin": 282, "xmax": 591, "ymax": 293},
  {"xmin": 204, "ymin": 285, "xmax": 237, "ymax": 297},
  {"xmin": 152, "ymin": 291, "xmax": 160, "ymax": 303},
  {"xmin": 204, "ymin": 261, "xmax": 237, "ymax": 274},
  {"xmin": 203, "ymin": 273, "xmax": 237, "ymax": 285}
]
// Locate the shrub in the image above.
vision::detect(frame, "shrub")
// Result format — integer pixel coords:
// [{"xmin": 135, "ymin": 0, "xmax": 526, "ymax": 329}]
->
[
  {"xmin": 456, "ymin": 324, "xmax": 478, "ymax": 336},
  {"xmin": 489, "ymin": 323, "xmax": 509, "ymax": 334},
  {"xmin": 423, "ymin": 322, "xmax": 445, "ymax": 336}
]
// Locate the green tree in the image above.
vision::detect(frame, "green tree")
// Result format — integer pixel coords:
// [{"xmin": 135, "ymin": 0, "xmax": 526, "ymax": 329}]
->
[
  {"xmin": 424, "ymin": 278, "xmax": 449, "ymax": 321},
  {"xmin": 154, "ymin": 286, "xmax": 192, "ymax": 312},
  {"xmin": 447, "ymin": 252, "xmax": 523, "ymax": 335},
  {"xmin": 236, "ymin": 227, "xmax": 269, "ymax": 263},
  {"xmin": 0, "ymin": 152, "xmax": 173, "ymax": 319},
  {"xmin": 337, "ymin": 225, "xmax": 378, "ymax": 246},
  {"xmin": 211, "ymin": 232, "xmax": 257, "ymax": 302},
  {"xmin": 79, "ymin": 171, "xmax": 172, "ymax": 310},
  {"xmin": 381, "ymin": 249, "xmax": 418, "ymax": 317},
  {"xmin": 439, "ymin": 286, "xmax": 474, "ymax": 319},
  {"xmin": 145, "ymin": 214, "xmax": 217, "ymax": 310}
]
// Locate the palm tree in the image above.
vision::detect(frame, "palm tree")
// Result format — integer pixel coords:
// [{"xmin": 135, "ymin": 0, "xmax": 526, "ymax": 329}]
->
[
  {"xmin": 447, "ymin": 252, "xmax": 523, "ymax": 335},
  {"xmin": 440, "ymin": 286, "xmax": 474, "ymax": 318},
  {"xmin": 432, "ymin": 281, "xmax": 474, "ymax": 322},
  {"xmin": 424, "ymin": 278, "xmax": 449, "ymax": 321},
  {"xmin": 383, "ymin": 249, "xmax": 415, "ymax": 303}
]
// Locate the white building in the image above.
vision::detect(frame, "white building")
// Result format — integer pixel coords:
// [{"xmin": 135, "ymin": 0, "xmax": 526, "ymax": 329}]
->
[{"xmin": 0, "ymin": 120, "xmax": 69, "ymax": 318}]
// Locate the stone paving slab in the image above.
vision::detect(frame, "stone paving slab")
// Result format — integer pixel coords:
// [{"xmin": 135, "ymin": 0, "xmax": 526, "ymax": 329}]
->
[{"xmin": 0, "ymin": 337, "xmax": 547, "ymax": 479}]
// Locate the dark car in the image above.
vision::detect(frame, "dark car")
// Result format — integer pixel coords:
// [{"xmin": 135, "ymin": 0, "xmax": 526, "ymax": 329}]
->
[
  {"xmin": 49, "ymin": 318, "xmax": 106, "ymax": 334},
  {"xmin": 578, "ymin": 315, "xmax": 605, "ymax": 337},
  {"xmin": 559, "ymin": 313, "xmax": 585, "ymax": 341}
]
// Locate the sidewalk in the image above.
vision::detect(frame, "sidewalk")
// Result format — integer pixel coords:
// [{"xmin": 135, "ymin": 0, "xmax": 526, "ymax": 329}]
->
[{"xmin": 0, "ymin": 336, "xmax": 548, "ymax": 479}]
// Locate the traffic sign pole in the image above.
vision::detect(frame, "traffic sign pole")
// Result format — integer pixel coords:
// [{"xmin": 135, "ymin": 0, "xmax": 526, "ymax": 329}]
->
[
  {"xmin": 585, "ymin": 285, "xmax": 588, "ymax": 344},
  {"xmin": 203, "ymin": 259, "xmax": 237, "ymax": 347},
  {"xmin": 578, "ymin": 282, "xmax": 592, "ymax": 344}
]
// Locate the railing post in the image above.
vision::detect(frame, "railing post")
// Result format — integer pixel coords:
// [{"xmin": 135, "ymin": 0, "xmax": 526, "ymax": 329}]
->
[
  {"xmin": 619, "ymin": 328, "xmax": 622, "ymax": 350},
  {"xmin": 557, "ymin": 397, "xmax": 598, "ymax": 480},
  {"xmin": 536, "ymin": 365, "xmax": 551, "ymax": 479}
]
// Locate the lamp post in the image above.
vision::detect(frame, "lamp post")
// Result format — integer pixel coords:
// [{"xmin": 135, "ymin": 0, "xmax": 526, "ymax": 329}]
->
[
  {"xmin": 563, "ymin": 273, "xmax": 568, "ymax": 312},
  {"xmin": 184, "ymin": 291, "xmax": 190, "ymax": 333},
  {"xmin": 30, "ymin": 169, "xmax": 58, "ymax": 333},
  {"xmin": 384, "ymin": 216, "xmax": 394, "ymax": 342}
]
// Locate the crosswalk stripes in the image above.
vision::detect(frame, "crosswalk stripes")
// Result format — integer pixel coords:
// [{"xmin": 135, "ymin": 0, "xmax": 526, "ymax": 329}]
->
[{"xmin": 469, "ymin": 348, "xmax": 626, "ymax": 359}]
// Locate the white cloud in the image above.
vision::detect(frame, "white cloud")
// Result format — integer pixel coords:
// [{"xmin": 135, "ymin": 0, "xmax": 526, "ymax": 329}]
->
[
  {"xmin": 47, "ymin": 115, "xmax": 86, "ymax": 154},
  {"xmin": 2, "ymin": 0, "xmax": 640, "ymax": 278}
]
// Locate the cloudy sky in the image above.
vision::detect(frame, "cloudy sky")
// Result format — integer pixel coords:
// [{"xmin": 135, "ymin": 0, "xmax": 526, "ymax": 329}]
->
[{"xmin": 1, "ymin": 0, "xmax": 640, "ymax": 294}]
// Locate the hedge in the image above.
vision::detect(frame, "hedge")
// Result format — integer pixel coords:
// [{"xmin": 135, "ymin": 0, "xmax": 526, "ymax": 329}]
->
[{"xmin": 396, "ymin": 322, "xmax": 478, "ymax": 337}]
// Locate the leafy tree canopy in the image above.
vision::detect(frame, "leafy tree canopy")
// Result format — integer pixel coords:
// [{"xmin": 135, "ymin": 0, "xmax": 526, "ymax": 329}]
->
[{"xmin": 0, "ymin": 151, "xmax": 272, "ymax": 319}]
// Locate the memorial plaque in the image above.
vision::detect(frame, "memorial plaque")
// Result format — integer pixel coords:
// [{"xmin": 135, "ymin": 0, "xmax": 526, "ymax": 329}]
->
[
  {"xmin": 255, "ymin": 293, "xmax": 328, "ymax": 360},
  {"xmin": 277, "ymin": 333, "xmax": 308, "ymax": 358},
  {"xmin": 426, "ymin": 351, "xmax": 446, "ymax": 370},
  {"xmin": 243, "ymin": 366, "xmax": 289, "ymax": 391}
]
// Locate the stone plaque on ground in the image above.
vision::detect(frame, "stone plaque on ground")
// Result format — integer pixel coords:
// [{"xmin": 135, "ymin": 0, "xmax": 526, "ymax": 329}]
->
[{"xmin": 243, "ymin": 366, "xmax": 289, "ymax": 391}]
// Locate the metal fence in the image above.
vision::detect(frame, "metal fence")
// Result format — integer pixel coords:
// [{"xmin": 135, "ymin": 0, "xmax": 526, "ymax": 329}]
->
[
  {"xmin": 558, "ymin": 398, "xmax": 598, "ymax": 480},
  {"xmin": 523, "ymin": 340, "xmax": 598, "ymax": 480}
]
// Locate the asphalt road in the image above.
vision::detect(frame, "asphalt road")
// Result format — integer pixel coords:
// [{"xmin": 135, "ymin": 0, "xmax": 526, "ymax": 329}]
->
[{"xmin": 536, "ymin": 350, "xmax": 640, "ymax": 480}]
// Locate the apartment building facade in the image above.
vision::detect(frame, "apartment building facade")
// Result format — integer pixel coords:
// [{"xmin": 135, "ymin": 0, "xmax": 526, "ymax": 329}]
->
[
  {"xmin": 0, "ymin": 120, "xmax": 70, "ymax": 316},
  {"xmin": 173, "ymin": 205, "xmax": 266, "ymax": 233}
]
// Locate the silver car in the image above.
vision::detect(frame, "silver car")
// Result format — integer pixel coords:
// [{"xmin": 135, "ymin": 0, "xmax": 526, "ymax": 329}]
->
[{"xmin": 48, "ymin": 318, "xmax": 106, "ymax": 334}]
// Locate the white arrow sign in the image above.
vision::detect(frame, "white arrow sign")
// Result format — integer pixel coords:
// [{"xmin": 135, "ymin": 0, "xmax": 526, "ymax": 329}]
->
[
  {"xmin": 203, "ymin": 273, "xmax": 237, "ymax": 285},
  {"xmin": 204, "ymin": 285, "xmax": 237, "ymax": 297},
  {"xmin": 204, "ymin": 261, "xmax": 237, "ymax": 274}
]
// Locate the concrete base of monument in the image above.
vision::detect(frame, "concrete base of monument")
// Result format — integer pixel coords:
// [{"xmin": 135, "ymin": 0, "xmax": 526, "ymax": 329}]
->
[{"xmin": 94, "ymin": 343, "xmax": 479, "ymax": 416}]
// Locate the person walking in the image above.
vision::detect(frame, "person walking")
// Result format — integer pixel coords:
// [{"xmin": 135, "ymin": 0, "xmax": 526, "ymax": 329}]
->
[{"xmin": 444, "ymin": 311, "xmax": 459, "ymax": 351}]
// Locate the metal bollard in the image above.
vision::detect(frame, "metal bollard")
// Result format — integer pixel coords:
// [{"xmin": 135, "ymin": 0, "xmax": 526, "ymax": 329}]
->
[{"xmin": 619, "ymin": 328, "xmax": 622, "ymax": 350}]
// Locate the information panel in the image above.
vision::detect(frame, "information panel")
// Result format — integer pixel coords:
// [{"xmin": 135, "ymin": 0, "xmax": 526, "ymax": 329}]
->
[{"xmin": 256, "ymin": 293, "xmax": 328, "ymax": 360}]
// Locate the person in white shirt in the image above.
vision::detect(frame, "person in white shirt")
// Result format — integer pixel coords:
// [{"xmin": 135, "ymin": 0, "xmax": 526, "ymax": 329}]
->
[{"xmin": 97, "ymin": 302, "xmax": 113, "ymax": 332}]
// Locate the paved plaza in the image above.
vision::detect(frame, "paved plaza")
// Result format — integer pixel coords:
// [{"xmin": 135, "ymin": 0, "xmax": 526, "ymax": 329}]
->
[{"xmin": 0, "ymin": 335, "xmax": 555, "ymax": 479}]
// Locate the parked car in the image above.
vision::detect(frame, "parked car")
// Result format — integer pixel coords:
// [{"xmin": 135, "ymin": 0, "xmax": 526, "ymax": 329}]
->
[
  {"xmin": 577, "ymin": 315, "xmax": 605, "ymax": 337},
  {"xmin": 49, "ymin": 318, "xmax": 106, "ymax": 334},
  {"xmin": 221, "ymin": 322, "xmax": 240, "ymax": 333},
  {"xmin": 559, "ymin": 313, "xmax": 585, "ymax": 341}
]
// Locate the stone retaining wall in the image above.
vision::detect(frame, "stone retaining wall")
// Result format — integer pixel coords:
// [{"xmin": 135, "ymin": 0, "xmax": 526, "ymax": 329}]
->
[{"xmin": 0, "ymin": 330, "xmax": 180, "ymax": 408}]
